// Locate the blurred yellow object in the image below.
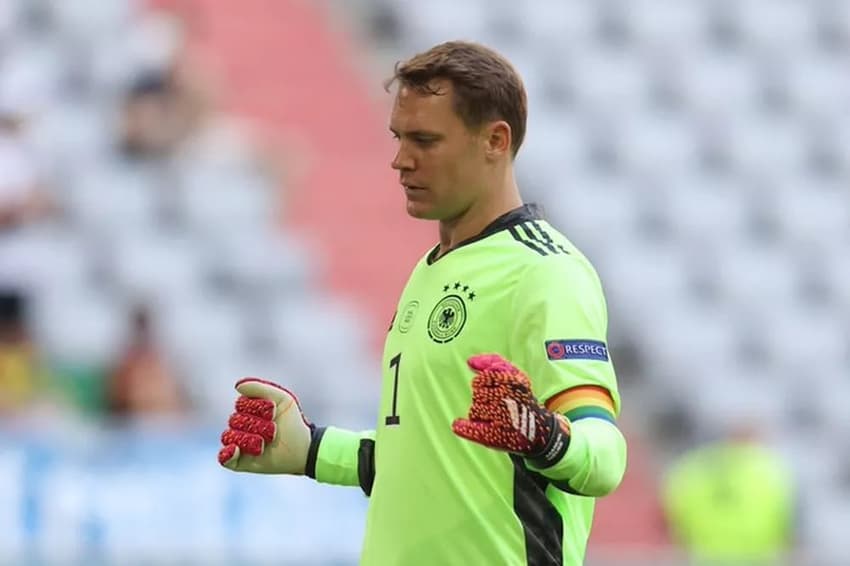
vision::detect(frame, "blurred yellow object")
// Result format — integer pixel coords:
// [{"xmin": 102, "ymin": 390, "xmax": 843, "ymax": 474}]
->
[
  {"xmin": 0, "ymin": 343, "xmax": 39, "ymax": 410},
  {"xmin": 662, "ymin": 440, "xmax": 794, "ymax": 565}
]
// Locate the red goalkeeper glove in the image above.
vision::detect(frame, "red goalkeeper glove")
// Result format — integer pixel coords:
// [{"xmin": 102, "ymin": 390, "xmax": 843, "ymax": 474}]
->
[
  {"xmin": 452, "ymin": 354, "xmax": 571, "ymax": 469},
  {"xmin": 218, "ymin": 378, "xmax": 313, "ymax": 475}
]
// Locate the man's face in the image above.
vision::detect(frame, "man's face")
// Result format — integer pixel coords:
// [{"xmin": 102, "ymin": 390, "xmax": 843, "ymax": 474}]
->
[
  {"xmin": 122, "ymin": 93, "xmax": 174, "ymax": 156},
  {"xmin": 389, "ymin": 81, "xmax": 486, "ymax": 220}
]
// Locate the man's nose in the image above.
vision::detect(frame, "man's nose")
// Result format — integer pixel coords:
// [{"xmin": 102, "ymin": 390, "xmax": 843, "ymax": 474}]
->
[{"xmin": 391, "ymin": 146, "xmax": 414, "ymax": 171}]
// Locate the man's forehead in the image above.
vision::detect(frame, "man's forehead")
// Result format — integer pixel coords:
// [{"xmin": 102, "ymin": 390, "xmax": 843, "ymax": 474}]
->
[
  {"xmin": 391, "ymin": 81, "xmax": 455, "ymax": 126},
  {"xmin": 398, "ymin": 78, "xmax": 452, "ymax": 98}
]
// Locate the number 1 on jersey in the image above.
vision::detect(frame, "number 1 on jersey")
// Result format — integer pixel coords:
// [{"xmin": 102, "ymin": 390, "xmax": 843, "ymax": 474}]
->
[{"xmin": 385, "ymin": 353, "xmax": 402, "ymax": 426}]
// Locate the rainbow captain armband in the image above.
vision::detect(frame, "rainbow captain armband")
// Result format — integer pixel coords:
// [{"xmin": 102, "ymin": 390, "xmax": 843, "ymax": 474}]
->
[{"xmin": 546, "ymin": 385, "xmax": 617, "ymax": 425}]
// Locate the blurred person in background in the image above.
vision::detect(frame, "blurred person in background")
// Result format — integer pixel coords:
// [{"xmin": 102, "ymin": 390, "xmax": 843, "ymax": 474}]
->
[
  {"xmin": 0, "ymin": 290, "xmax": 50, "ymax": 414},
  {"xmin": 661, "ymin": 418, "xmax": 796, "ymax": 565},
  {"xmin": 119, "ymin": 43, "xmax": 292, "ymax": 185},
  {"xmin": 165, "ymin": 49, "xmax": 298, "ymax": 198},
  {"xmin": 116, "ymin": 45, "xmax": 296, "ymax": 228},
  {"xmin": 106, "ymin": 303, "xmax": 188, "ymax": 419},
  {"xmin": 217, "ymin": 41, "xmax": 626, "ymax": 566},
  {"xmin": 119, "ymin": 70, "xmax": 181, "ymax": 161},
  {"xmin": 0, "ymin": 73, "xmax": 61, "ymax": 417}
]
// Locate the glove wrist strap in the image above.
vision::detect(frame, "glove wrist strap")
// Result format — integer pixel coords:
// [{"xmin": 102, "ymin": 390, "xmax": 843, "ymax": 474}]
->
[
  {"xmin": 527, "ymin": 412, "xmax": 571, "ymax": 470},
  {"xmin": 304, "ymin": 424, "xmax": 324, "ymax": 479}
]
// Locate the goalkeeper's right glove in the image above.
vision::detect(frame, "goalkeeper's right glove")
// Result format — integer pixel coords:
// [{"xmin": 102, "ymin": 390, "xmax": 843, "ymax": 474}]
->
[
  {"xmin": 452, "ymin": 354, "xmax": 571, "ymax": 469},
  {"xmin": 218, "ymin": 377, "xmax": 313, "ymax": 475}
]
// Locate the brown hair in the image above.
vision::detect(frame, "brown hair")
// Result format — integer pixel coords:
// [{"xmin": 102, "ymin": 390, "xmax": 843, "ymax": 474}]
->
[{"xmin": 385, "ymin": 41, "xmax": 528, "ymax": 157}]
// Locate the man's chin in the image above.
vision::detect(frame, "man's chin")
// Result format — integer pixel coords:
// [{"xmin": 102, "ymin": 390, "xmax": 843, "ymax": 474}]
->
[{"xmin": 405, "ymin": 200, "xmax": 439, "ymax": 220}]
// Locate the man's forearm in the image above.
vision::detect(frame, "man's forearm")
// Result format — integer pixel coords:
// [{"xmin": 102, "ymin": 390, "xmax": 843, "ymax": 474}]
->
[
  {"xmin": 530, "ymin": 417, "xmax": 627, "ymax": 497},
  {"xmin": 306, "ymin": 426, "xmax": 376, "ymax": 495}
]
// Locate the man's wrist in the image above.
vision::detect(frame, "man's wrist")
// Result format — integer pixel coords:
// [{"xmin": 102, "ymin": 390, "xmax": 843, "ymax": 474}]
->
[
  {"xmin": 526, "ymin": 412, "xmax": 571, "ymax": 469},
  {"xmin": 304, "ymin": 424, "xmax": 325, "ymax": 479}
]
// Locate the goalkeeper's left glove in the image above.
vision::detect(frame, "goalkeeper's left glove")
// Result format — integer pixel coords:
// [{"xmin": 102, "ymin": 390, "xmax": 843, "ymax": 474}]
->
[{"xmin": 452, "ymin": 354, "xmax": 571, "ymax": 469}]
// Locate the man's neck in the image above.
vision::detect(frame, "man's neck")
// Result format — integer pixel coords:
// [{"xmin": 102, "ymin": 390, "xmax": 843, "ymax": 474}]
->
[{"xmin": 437, "ymin": 185, "xmax": 523, "ymax": 259}]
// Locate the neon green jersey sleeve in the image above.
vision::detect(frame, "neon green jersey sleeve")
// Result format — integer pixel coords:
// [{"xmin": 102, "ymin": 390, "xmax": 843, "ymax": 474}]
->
[
  {"xmin": 308, "ymin": 427, "xmax": 375, "ymax": 491},
  {"xmin": 508, "ymin": 252, "xmax": 626, "ymax": 496},
  {"xmin": 508, "ymin": 253, "xmax": 621, "ymax": 415},
  {"xmin": 530, "ymin": 417, "xmax": 627, "ymax": 497}
]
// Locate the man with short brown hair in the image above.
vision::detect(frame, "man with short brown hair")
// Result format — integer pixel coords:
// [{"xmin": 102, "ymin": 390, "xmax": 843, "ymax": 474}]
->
[{"xmin": 219, "ymin": 41, "xmax": 627, "ymax": 565}]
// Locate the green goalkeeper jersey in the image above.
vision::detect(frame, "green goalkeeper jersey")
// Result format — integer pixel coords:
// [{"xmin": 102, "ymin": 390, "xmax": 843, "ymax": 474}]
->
[{"xmin": 359, "ymin": 204, "xmax": 621, "ymax": 566}]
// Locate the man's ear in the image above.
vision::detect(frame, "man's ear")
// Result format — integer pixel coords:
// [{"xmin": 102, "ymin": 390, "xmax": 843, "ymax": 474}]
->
[{"xmin": 483, "ymin": 120, "xmax": 512, "ymax": 160}]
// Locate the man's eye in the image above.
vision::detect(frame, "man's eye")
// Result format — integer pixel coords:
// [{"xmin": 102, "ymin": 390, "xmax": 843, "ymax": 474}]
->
[{"xmin": 415, "ymin": 138, "xmax": 435, "ymax": 147}]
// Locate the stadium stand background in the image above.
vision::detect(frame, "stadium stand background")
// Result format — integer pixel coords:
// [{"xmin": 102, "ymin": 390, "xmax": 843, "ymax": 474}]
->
[{"xmin": 0, "ymin": 0, "xmax": 847, "ymax": 564}]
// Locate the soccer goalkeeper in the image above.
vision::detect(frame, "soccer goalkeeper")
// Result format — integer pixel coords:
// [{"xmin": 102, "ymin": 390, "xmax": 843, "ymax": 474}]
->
[{"xmin": 218, "ymin": 41, "xmax": 627, "ymax": 566}]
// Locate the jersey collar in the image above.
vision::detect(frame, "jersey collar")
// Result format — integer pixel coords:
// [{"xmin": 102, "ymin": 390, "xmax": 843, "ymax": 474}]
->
[{"xmin": 426, "ymin": 203, "xmax": 545, "ymax": 265}]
